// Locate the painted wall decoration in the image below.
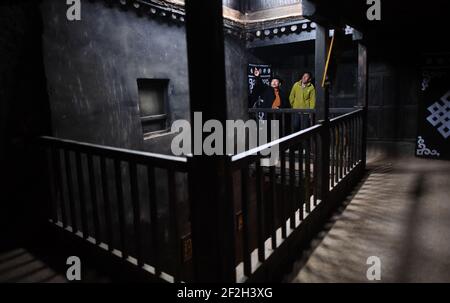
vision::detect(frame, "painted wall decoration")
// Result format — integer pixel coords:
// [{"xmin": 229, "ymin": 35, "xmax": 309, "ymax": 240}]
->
[
  {"xmin": 248, "ymin": 63, "xmax": 272, "ymax": 95},
  {"xmin": 426, "ymin": 90, "xmax": 450, "ymax": 139},
  {"xmin": 416, "ymin": 53, "xmax": 450, "ymax": 160},
  {"xmin": 247, "ymin": 63, "xmax": 272, "ymax": 120}
]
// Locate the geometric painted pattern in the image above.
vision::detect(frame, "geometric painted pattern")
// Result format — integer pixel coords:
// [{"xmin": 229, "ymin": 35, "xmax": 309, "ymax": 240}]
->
[{"xmin": 426, "ymin": 90, "xmax": 450, "ymax": 139}]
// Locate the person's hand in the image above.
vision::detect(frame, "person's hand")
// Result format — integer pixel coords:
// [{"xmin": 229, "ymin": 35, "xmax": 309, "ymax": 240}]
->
[{"xmin": 254, "ymin": 68, "xmax": 261, "ymax": 77}]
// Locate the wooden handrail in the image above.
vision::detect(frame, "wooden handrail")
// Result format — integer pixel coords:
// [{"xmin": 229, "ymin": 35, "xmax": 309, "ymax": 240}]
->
[
  {"xmin": 230, "ymin": 124, "xmax": 322, "ymax": 168},
  {"xmin": 248, "ymin": 108, "xmax": 316, "ymax": 113},
  {"xmin": 39, "ymin": 136, "xmax": 188, "ymax": 171},
  {"xmin": 330, "ymin": 108, "xmax": 363, "ymax": 126},
  {"xmin": 248, "ymin": 108, "xmax": 356, "ymax": 114}
]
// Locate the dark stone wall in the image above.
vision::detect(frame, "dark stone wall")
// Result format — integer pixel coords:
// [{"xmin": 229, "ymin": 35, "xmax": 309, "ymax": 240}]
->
[
  {"xmin": 41, "ymin": 0, "xmax": 190, "ymax": 153},
  {"xmin": 41, "ymin": 0, "xmax": 251, "ymax": 154}
]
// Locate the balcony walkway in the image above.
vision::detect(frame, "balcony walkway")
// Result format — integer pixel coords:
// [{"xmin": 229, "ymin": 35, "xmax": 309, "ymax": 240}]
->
[
  {"xmin": 2, "ymin": 145, "xmax": 450, "ymax": 283},
  {"xmin": 285, "ymin": 147, "xmax": 450, "ymax": 283}
]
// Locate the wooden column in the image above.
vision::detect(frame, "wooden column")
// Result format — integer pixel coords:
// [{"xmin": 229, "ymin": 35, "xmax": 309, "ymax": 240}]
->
[
  {"xmin": 315, "ymin": 24, "xmax": 330, "ymax": 201},
  {"xmin": 357, "ymin": 42, "xmax": 369, "ymax": 170},
  {"xmin": 184, "ymin": 0, "xmax": 236, "ymax": 282},
  {"xmin": 314, "ymin": 24, "xmax": 328, "ymax": 122}
]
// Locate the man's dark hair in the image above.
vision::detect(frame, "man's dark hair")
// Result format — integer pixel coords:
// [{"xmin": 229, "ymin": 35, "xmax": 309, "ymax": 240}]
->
[
  {"xmin": 302, "ymin": 71, "xmax": 312, "ymax": 79},
  {"xmin": 271, "ymin": 75, "xmax": 283, "ymax": 84}
]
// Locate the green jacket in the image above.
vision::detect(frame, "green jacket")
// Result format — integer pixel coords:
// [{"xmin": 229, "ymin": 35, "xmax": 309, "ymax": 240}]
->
[{"xmin": 289, "ymin": 82, "xmax": 316, "ymax": 109}]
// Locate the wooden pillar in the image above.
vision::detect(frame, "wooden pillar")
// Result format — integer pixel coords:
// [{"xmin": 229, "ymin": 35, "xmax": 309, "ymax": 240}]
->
[
  {"xmin": 315, "ymin": 24, "xmax": 330, "ymax": 201},
  {"xmin": 184, "ymin": 0, "xmax": 236, "ymax": 282},
  {"xmin": 241, "ymin": 0, "xmax": 249, "ymax": 12},
  {"xmin": 357, "ymin": 42, "xmax": 369, "ymax": 170},
  {"xmin": 314, "ymin": 24, "xmax": 328, "ymax": 122}
]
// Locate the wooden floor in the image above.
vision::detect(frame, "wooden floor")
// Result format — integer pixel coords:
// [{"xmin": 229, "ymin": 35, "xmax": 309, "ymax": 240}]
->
[
  {"xmin": 0, "ymin": 239, "xmax": 116, "ymax": 283},
  {"xmin": 0, "ymin": 248, "xmax": 67, "ymax": 283},
  {"xmin": 0, "ymin": 245, "xmax": 117, "ymax": 283},
  {"xmin": 285, "ymin": 148, "xmax": 450, "ymax": 282}
]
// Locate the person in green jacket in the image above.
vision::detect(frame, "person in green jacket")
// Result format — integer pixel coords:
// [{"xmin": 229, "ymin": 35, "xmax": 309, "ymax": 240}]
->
[
  {"xmin": 289, "ymin": 72, "xmax": 316, "ymax": 109},
  {"xmin": 289, "ymin": 72, "xmax": 316, "ymax": 131}
]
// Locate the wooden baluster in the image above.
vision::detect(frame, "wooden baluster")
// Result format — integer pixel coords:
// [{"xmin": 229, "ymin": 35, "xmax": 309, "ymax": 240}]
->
[
  {"xmin": 255, "ymin": 159, "xmax": 265, "ymax": 262},
  {"xmin": 147, "ymin": 166, "xmax": 160, "ymax": 276},
  {"xmin": 330, "ymin": 128, "xmax": 335, "ymax": 188},
  {"xmin": 75, "ymin": 152, "xmax": 89, "ymax": 239},
  {"xmin": 87, "ymin": 154, "xmax": 101, "ymax": 244},
  {"xmin": 280, "ymin": 146, "xmax": 287, "ymax": 239},
  {"xmin": 45, "ymin": 148, "xmax": 57, "ymax": 223},
  {"xmin": 347, "ymin": 120, "xmax": 351, "ymax": 172},
  {"xmin": 305, "ymin": 138, "xmax": 311, "ymax": 213},
  {"xmin": 269, "ymin": 164, "xmax": 277, "ymax": 249},
  {"xmin": 336, "ymin": 125, "xmax": 340, "ymax": 180},
  {"xmin": 359, "ymin": 115, "xmax": 362, "ymax": 161},
  {"xmin": 168, "ymin": 170, "xmax": 181, "ymax": 282},
  {"xmin": 289, "ymin": 146, "xmax": 296, "ymax": 229},
  {"xmin": 298, "ymin": 142, "xmax": 304, "ymax": 221},
  {"xmin": 64, "ymin": 149, "xmax": 77, "ymax": 232},
  {"xmin": 345, "ymin": 120, "xmax": 349, "ymax": 172},
  {"xmin": 51, "ymin": 148, "xmax": 66, "ymax": 226},
  {"xmin": 352, "ymin": 118, "xmax": 356, "ymax": 168},
  {"xmin": 114, "ymin": 159, "xmax": 127, "ymax": 260},
  {"xmin": 100, "ymin": 157, "xmax": 114, "ymax": 252},
  {"xmin": 241, "ymin": 166, "xmax": 251, "ymax": 277},
  {"xmin": 129, "ymin": 162, "xmax": 143, "ymax": 268},
  {"xmin": 343, "ymin": 121, "xmax": 347, "ymax": 174},
  {"xmin": 348, "ymin": 119, "xmax": 352, "ymax": 169},
  {"xmin": 313, "ymin": 136, "xmax": 319, "ymax": 206},
  {"xmin": 290, "ymin": 112, "xmax": 294, "ymax": 134}
]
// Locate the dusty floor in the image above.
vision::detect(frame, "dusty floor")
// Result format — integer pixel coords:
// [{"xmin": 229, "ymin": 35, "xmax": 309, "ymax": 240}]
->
[
  {"xmin": 0, "ymin": 248, "xmax": 67, "ymax": 283},
  {"xmin": 0, "ymin": 244, "xmax": 117, "ymax": 283},
  {"xmin": 286, "ymin": 149, "xmax": 450, "ymax": 283}
]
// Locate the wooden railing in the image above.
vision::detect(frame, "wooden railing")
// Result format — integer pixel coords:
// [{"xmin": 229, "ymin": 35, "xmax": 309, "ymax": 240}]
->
[
  {"xmin": 229, "ymin": 108, "xmax": 365, "ymax": 281},
  {"xmin": 229, "ymin": 123, "xmax": 323, "ymax": 281},
  {"xmin": 248, "ymin": 108, "xmax": 316, "ymax": 138},
  {"xmin": 38, "ymin": 108, "xmax": 365, "ymax": 282},
  {"xmin": 329, "ymin": 109, "xmax": 364, "ymax": 189},
  {"xmin": 39, "ymin": 136, "xmax": 189, "ymax": 282},
  {"xmin": 248, "ymin": 107, "xmax": 357, "ymax": 137}
]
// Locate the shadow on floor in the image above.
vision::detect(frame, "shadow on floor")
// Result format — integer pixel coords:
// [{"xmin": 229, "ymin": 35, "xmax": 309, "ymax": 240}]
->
[{"xmin": 285, "ymin": 150, "xmax": 450, "ymax": 283}]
